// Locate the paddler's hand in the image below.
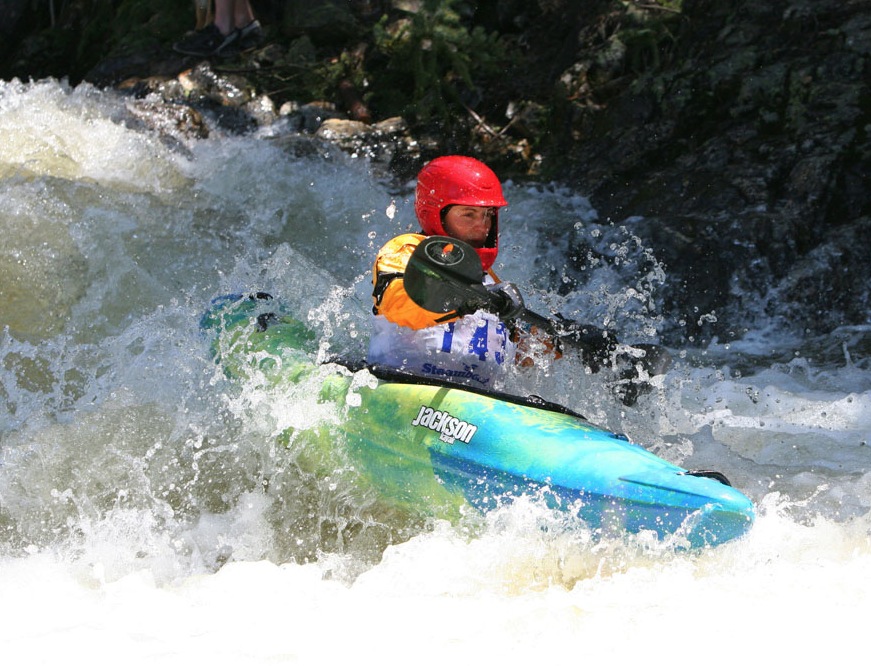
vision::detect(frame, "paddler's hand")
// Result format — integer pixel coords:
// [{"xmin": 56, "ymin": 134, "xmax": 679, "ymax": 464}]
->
[
  {"xmin": 553, "ymin": 318, "xmax": 619, "ymax": 372},
  {"xmin": 485, "ymin": 282, "xmax": 525, "ymax": 320}
]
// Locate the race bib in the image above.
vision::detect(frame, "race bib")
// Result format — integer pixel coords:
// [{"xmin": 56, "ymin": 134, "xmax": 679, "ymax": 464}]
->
[{"xmin": 368, "ymin": 311, "xmax": 514, "ymax": 387}]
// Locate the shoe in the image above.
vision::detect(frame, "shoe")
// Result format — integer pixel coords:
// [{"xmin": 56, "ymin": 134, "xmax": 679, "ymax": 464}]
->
[
  {"xmin": 235, "ymin": 20, "xmax": 264, "ymax": 51},
  {"xmin": 173, "ymin": 24, "xmax": 238, "ymax": 57}
]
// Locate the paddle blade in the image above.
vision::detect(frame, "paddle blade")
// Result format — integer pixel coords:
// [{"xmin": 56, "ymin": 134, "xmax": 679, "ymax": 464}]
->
[{"xmin": 404, "ymin": 236, "xmax": 487, "ymax": 314}]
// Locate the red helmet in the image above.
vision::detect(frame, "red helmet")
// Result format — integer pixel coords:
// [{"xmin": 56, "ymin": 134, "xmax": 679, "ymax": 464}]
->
[{"xmin": 415, "ymin": 156, "xmax": 507, "ymax": 271}]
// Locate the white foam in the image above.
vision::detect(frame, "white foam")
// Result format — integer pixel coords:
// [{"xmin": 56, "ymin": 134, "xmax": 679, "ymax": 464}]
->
[{"xmin": 2, "ymin": 78, "xmax": 871, "ymax": 664}]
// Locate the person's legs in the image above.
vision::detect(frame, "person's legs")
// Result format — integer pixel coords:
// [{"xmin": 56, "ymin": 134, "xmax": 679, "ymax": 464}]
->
[
  {"xmin": 232, "ymin": 0, "xmax": 256, "ymax": 31},
  {"xmin": 174, "ymin": 0, "xmax": 260, "ymax": 56},
  {"xmin": 230, "ymin": 0, "xmax": 262, "ymax": 49},
  {"xmin": 194, "ymin": 0, "xmax": 213, "ymax": 30},
  {"xmin": 174, "ymin": 0, "xmax": 235, "ymax": 57},
  {"xmin": 211, "ymin": 0, "xmax": 233, "ymax": 35}
]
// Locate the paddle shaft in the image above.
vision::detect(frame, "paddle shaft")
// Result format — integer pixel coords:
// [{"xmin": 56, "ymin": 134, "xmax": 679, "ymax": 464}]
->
[{"xmin": 403, "ymin": 236, "xmax": 670, "ymax": 376}]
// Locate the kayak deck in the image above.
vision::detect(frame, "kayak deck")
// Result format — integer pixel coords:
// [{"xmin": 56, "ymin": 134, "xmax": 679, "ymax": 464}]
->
[{"xmin": 337, "ymin": 368, "xmax": 754, "ymax": 548}]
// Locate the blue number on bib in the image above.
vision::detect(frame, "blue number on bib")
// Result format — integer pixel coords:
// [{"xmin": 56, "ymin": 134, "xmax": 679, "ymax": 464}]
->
[
  {"xmin": 494, "ymin": 321, "xmax": 508, "ymax": 365},
  {"xmin": 468, "ymin": 321, "xmax": 490, "ymax": 361},
  {"xmin": 440, "ymin": 323, "xmax": 455, "ymax": 353}
]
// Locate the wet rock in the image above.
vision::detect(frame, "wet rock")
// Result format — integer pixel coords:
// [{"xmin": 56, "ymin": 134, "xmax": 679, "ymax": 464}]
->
[
  {"xmin": 243, "ymin": 94, "xmax": 279, "ymax": 127},
  {"xmin": 775, "ymin": 216, "xmax": 871, "ymax": 335},
  {"xmin": 125, "ymin": 98, "xmax": 209, "ymax": 141},
  {"xmin": 177, "ymin": 63, "xmax": 256, "ymax": 107},
  {"xmin": 315, "ymin": 116, "xmax": 420, "ymax": 176},
  {"xmin": 337, "ymin": 79, "xmax": 371, "ymax": 123},
  {"xmin": 558, "ymin": 0, "xmax": 871, "ymax": 344},
  {"xmin": 85, "ymin": 47, "xmax": 190, "ymax": 89},
  {"xmin": 283, "ymin": 101, "xmax": 345, "ymax": 133}
]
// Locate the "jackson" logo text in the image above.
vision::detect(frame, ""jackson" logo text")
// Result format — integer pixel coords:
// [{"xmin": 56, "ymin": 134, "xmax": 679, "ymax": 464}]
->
[{"xmin": 411, "ymin": 405, "xmax": 478, "ymax": 444}]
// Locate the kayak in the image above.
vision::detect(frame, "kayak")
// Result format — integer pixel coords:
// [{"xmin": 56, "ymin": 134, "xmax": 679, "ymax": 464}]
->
[{"xmin": 201, "ymin": 292, "xmax": 755, "ymax": 548}]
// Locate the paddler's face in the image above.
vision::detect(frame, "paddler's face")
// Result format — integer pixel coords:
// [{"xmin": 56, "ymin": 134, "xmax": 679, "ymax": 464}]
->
[{"xmin": 441, "ymin": 205, "xmax": 495, "ymax": 248}]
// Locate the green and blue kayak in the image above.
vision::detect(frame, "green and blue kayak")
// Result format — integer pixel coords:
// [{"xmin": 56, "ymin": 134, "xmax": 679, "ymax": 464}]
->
[{"xmin": 201, "ymin": 293, "xmax": 755, "ymax": 548}]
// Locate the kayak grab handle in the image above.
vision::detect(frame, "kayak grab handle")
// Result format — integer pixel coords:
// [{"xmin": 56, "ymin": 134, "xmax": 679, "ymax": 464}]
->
[{"xmin": 685, "ymin": 469, "xmax": 732, "ymax": 487}]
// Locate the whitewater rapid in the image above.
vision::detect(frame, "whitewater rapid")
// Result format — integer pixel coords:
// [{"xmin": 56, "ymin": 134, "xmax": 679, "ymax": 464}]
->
[{"xmin": 1, "ymin": 78, "xmax": 870, "ymax": 664}]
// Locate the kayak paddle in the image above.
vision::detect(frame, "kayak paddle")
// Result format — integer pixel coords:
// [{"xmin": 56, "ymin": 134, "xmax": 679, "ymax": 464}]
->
[{"xmin": 403, "ymin": 236, "xmax": 672, "ymax": 390}]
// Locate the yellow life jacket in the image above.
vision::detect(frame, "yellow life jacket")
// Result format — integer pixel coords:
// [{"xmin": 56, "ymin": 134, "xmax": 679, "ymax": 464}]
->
[{"xmin": 371, "ymin": 233, "xmax": 460, "ymax": 330}]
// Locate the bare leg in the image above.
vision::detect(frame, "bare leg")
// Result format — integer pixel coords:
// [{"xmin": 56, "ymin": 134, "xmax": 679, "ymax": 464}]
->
[{"xmin": 213, "ymin": 0, "xmax": 255, "ymax": 34}]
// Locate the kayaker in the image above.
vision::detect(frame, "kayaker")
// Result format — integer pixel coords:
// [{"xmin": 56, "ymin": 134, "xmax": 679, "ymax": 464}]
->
[{"xmin": 368, "ymin": 155, "xmax": 549, "ymax": 388}]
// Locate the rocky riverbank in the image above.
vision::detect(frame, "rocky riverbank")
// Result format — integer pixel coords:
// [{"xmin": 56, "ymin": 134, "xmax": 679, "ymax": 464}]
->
[{"xmin": 3, "ymin": 0, "xmax": 870, "ymax": 351}]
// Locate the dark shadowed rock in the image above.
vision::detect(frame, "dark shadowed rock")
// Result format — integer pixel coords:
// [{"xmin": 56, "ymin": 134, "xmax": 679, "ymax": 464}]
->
[{"xmin": 557, "ymin": 0, "xmax": 871, "ymax": 344}]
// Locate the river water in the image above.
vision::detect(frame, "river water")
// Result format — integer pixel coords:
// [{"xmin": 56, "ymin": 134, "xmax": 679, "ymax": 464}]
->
[{"xmin": 2, "ymin": 78, "xmax": 870, "ymax": 664}]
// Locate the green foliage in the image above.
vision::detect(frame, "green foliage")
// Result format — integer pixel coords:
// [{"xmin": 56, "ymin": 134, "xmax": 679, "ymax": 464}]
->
[
  {"xmin": 368, "ymin": 0, "xmax": 510, "ymax": 124},
  {"xmin": 617, "ymin": 3, "xmax": 683, "ymax": 75},
  {"xmin": 308, "ymin": 47, "xmax": 365, "ymax": 101}
]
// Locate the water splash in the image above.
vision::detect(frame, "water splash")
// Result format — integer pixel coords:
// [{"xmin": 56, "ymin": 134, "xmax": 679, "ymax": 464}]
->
[{"xmin": 2, "ymin": 78, "xmax": 871, "ymax": 662}]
